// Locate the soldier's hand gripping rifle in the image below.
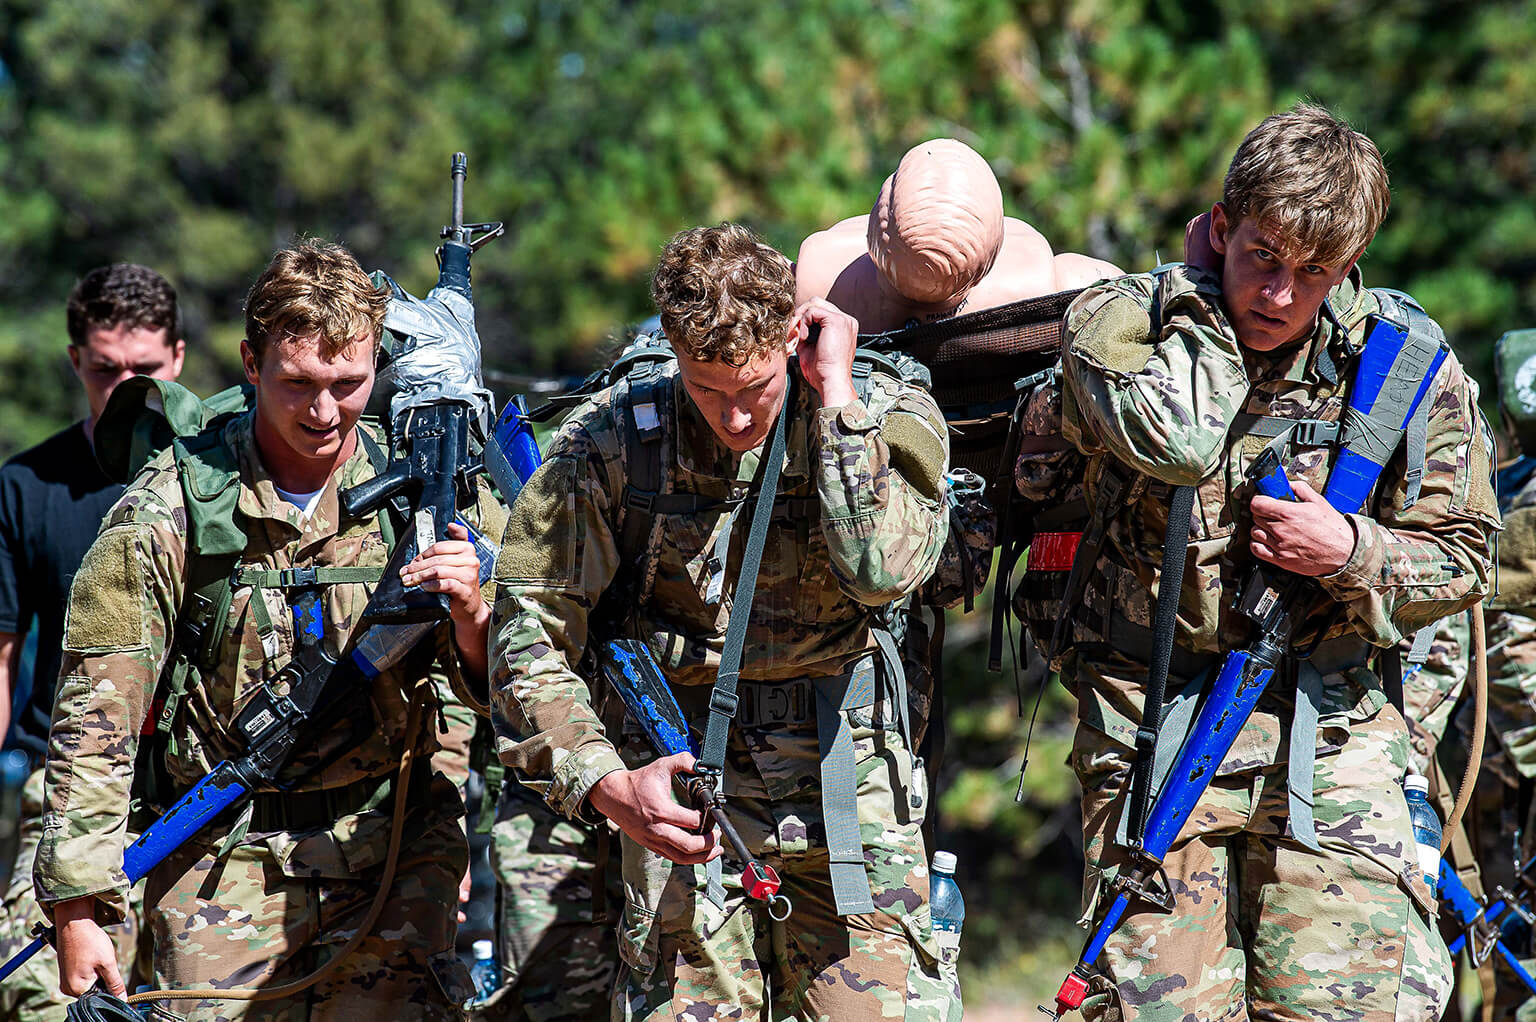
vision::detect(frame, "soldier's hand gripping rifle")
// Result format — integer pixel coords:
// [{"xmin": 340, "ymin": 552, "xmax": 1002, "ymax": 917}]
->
[
  {"xmin": 1045, "ymin": 297, "xmax": 1450, "ymax": 1018},
  {"xmin": 342, "ymin": 152, "xmax": 503, "ymax": 624},
  {"xmin": 598, "ymin": 639, "xmax": 794, "ymax": 920},
  {"xmin": 0, "ymin": 153, "xmax": 505, "ymax": 987}
]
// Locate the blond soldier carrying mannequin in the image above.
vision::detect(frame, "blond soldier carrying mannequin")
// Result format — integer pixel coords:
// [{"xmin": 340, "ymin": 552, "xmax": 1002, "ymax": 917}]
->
[
  {"xmin": 34, "ymin": 241, "xmax": 494, "ymax": 1019},
  {"xmin": 795, "ymin": 137, "xmax": 1121, "ymax": 332},
  {"xmin": 491, "ymin": 223, "xmax": 957, "ymax": 1019},
  {"xmin": 1051, "ymin": 105, "xmax": 1499, "ymax": 1020}
]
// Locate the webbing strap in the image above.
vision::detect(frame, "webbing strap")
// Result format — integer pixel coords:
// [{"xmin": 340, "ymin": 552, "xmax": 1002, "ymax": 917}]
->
[
  {"xmin": 1403, "ymin": 395, "xmax": 1432, "ymax": 509},
  {"xmin": 696, "ymin": 374, "xmax": 791, "ymax": 782},
  {"xmin": 814, "ymin": 662, "xmax": 879, "ymax": 916},
  {"xmin": 1048, "ymin": 463, "xmax": 1132, "ymax": 659},
  {"xmin": 1406, "ymin": 623, "xmax": 1438, "ymax": 665},
  {"xmin": 705, "ymin": 856, "xmax": 727, "ymax": 910},
  {"xmin": 1126, "ymin": 484, "xmax": 1195, "ymax": 842},
  {"xmin": 1288, "ymin": 661, "xmax": 1324, "ymax": 850},
  {"xmin": 1380, "ymin": 647, "xmax": 1406, "ymax": 713},
  {"xmin": 1229, "ymin": 414, "xmax": 1340, "ymax": 445},
  {"xmin": 235, "ymin": 566, "xmax": 384, "ymax": 588},
  {"xmin": 871, "ymin": 624, "xmax": 923, "ymax": 810}
]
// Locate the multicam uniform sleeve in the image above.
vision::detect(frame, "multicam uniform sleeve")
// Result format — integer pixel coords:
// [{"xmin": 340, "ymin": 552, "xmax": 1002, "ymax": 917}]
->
[
  {"xmin": 489, "ymin": 404, "xmax": 625, "ymax": 822},
  {"xmin": 429, "ymin": 478, "xmax": 512, "ymax": 788},
  {"xmin": 1316, "ymin": 356, "xmax": 1500, "ymax": 644},
  {"xmin": 1061, "ymin": 267, "xmax": 1249, "ymax": 485},
  {"xmin": 815, "ymin": 382, "xmax": 949, "ymax": 604},
  {"xmin": 32, "ymin": 481, "xmax": 185, "ymax": 923}
]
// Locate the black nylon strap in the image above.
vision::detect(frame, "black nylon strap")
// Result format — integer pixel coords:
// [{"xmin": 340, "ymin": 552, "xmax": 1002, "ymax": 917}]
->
[
  {"xmin": 696, "ymin": 374, "xmax": 792, "ymax": 782},
  {"xmin": 1380, "ymin": 646, "xmax": 1406, "ymax": 713},
  {"xmin": 1126, "ymin": 483, "xmax": 1195, "ymax": 842}
]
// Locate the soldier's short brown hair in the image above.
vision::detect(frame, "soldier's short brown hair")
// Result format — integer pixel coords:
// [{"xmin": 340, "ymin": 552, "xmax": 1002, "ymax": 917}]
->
[
  {"xmin": 651, "ymin": 223, "xmax": 795, "ymax": 367},
  {"xmin": 243, "ymin": 240, "xmax": 389, "ymax": 364},
  {"xmin": 1223, "ymin": 104, "xmax": 1390, "ymax": 267},
  {"xmin": 66, "ymin": 263, "xmax": 181, "ymax": 347}
]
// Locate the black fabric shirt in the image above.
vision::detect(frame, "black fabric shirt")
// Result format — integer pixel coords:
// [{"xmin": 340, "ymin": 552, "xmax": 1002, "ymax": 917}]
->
[{"xmin": 0, "ymin": 422, "xmax": 123, "ymax": 766}]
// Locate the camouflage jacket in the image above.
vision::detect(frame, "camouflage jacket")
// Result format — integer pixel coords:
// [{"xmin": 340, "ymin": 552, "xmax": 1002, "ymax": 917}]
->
[
  {"xmin": 1059, "ymin": 265, "xmax": 1500, "ymax": 748},
  {"xmin": 34, "ymin": 411, "xmax": 493, "ymax": 920},
  {"xmin": 490, "ymin": 362, "xmax": 949, "ymax": 820},
  {"xmin": 1483, "ymin": 466, "xmax": 1536, "ymax": 783}
]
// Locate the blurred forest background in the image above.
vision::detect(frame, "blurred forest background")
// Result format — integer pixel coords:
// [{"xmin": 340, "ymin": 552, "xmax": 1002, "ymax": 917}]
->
[{"xmin": 2, "ymin": 0, "xmax": 1534, "ymax": 1011}]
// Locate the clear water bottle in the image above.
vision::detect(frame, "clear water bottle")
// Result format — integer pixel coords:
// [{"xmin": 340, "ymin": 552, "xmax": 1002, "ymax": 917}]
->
[
  {"xmin": 930, "ymin": 850, "xmax": 965, "ymax": 967},
  {"xmin": 470, "ymin": 938, "xmax": 499, "ymax": 1001},
  {"xmin": 1404, "ymin": 773, "xmax": 1442, "ymax": 884}
]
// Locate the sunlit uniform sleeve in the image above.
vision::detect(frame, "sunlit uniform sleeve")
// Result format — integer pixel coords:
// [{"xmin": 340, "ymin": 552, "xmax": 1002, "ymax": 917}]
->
[
  {"xmin": 489, "ymin": 406, "xmax": 626, "ymax": 823},
  {"xmin": 1062, "ymin": 267, "xmax": 1249, "ymax": 486},
  {"xmin": 814, "ymin": 383, "xmax": 949, "ymax": 605},
  {"xmin": 1315, "ymin": 356, "xmax": 1500, "ymax": 644},
  {"xmin": 33, "ymin": 485, "xmax": 185, "ymax": 923}
]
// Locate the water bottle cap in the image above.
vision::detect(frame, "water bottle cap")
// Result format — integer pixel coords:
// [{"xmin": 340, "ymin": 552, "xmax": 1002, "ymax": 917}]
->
[
  {"xmin": 932, "ymin": 850, "xmax": 958, "ymax": 874},
  {"xmin": 472, "ymin": 939, "xmax": 494, "ymax": 960},
  {"xmin": 1403, "ymin": 773, "xmax": 1429, "ymax": 795}
]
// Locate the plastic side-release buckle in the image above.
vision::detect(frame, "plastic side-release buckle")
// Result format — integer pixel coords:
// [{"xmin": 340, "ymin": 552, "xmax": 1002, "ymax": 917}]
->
[{"xmin": 1029, "ymin": 531, "xmax": 1082, "ymax": 572}]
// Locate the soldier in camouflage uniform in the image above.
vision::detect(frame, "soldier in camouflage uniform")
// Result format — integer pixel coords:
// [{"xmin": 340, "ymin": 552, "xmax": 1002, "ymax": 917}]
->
[
  {"xmin": 32, "ymin": 241, "xmax": 494, "ymax": 1020},
  {"xmin": 490, "ymin": 223, "xmax": 958, "ymax": 1019},
  {"xmin": 478, "ymin": 783, "xmax": 622, "ymax": 1021},
  {"xmin": 1053, "ymin": 105, "xmax": 1500, "ymax": 1020}
]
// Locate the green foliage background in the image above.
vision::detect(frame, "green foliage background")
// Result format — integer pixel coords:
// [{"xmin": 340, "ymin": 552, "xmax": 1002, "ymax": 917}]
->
[{"xmin": 3, "ymin": 0, "xmax": 1534, "ymax": 1008}]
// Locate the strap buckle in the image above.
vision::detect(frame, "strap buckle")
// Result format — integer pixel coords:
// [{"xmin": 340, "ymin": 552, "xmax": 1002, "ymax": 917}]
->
[
  {"xmin": 627, "ymin": 490, "xmax": 658, "ymax": 515},
  {"xmin": 707, "ymin": 686, "xmax": 740, "ymax": 719},
  {"xmin": 1290, "ymin": 419, "xmax": 1340, "ymax": 447},
  {"xmin": 279, "ymin": 566, "xmax": 319, "ymax": 588}
]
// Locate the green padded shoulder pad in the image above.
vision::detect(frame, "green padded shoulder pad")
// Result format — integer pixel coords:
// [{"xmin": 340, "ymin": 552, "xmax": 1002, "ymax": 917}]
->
[{"xmin": 172, "ymin": 427, "xmax": 245, "ymax": 560}]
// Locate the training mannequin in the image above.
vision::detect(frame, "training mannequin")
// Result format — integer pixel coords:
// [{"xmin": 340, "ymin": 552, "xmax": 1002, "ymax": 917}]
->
[{"xmin": 796, "ymin": 137, "xmax": 1120, "ymax": 332}]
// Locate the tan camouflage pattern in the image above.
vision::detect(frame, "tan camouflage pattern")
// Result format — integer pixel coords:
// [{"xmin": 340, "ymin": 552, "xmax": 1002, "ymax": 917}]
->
[
  {"xmin": 489, "ymin": 361, "xmax": 953, "ymax": 1016},
  {"xmin": 1055, "ymin": 266, "xmax": 1499, "ymax": 1019},
  {"xmin": 0, "ymin": 768, "xmax": 147, "ymax": 1021},
  {"xmin": 1401, "ymin": 613, "xmax": 1471, "ymax": 774},
  {"xmin": 612, "ymin": 720, "xmax": 958, "ymax": 1021},
  {"xmin": 1074, "ymin": 694, "xmax": 1451, "ymax": 1021},
  {"xmin": 479, "ymin": 783, "xmax": 621, "ymax": 1021},
  {"xmin": 30, "ymin": 410, "xmax": 495, "ymax": 1016},
  {"xmin": 137, "ymin": 811, "xmax": 468, "ymax": 1021}
]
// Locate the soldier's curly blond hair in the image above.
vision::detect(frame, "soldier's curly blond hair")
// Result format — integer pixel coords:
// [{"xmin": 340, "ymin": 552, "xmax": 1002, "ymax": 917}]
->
[
  {"xmin": 651, "ymin": 223, "xmax": 795, "ymax": 367},
  {"xmin": 1223, "ymin": 104, "xmax": 1390, "ymax": 268},
  {"xmin": 244, "ymin": 240, "xmax": 389, "ymax": 364}
]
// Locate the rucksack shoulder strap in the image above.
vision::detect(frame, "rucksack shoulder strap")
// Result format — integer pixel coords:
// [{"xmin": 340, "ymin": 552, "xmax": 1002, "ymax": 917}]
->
[{"xmin": 617, "ymin": 364, "xmax": 674, "ymax": 609}]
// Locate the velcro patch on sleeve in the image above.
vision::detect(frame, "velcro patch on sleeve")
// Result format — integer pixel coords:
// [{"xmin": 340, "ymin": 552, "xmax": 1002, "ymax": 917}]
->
[
  {"xmin": 495, "ymin": 456, "xmax": 581, "ymax": 586},
  {"xmin": 881, "ymin": 410, "xmax": 947, "ymax": 501},
  {"xmin": 1068, "ymin": 290, "xmax": 1157, "ymax": 374},
  {"xmin": 63, "ymin": 527, "xmax": 148, "ymax": 652}
]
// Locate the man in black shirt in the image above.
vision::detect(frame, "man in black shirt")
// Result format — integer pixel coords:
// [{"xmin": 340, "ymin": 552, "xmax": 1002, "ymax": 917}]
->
[{"xmin": 0, "ymin": 263, "xmax": 183, "ymax": 1019}]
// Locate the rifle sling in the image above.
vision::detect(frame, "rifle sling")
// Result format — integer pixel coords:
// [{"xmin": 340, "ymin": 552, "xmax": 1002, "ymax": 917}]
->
[
  {"xmin": 1126, "ymin": 483, "xmax": 1195, "ymax": 842},
  {"xmin": 696, "ymin": 372, "xmax": 792, "ymax": 783}
]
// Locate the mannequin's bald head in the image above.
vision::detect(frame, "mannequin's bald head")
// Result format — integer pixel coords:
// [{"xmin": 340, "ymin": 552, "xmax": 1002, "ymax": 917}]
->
[{"xmin": 866, "ymin": 138, "xmax": 1005, "ymax": 306}]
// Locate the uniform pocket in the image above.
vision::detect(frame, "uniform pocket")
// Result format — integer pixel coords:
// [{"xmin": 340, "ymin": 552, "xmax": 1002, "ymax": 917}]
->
[{"xmin": 615, "ymin": 839, "xmax": 676, "ymax": 977}]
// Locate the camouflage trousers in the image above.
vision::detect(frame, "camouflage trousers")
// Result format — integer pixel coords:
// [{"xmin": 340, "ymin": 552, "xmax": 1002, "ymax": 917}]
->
[
  {"xmin": 0, "ymin": 768, "xmax": 148, "ymax": 1021},
  {"xmin": 476, "ymin": 783, "xmax": 623, "ymax": 1021},
  {"xmin": 1074, "ymin": 692, "xmax": 1452, "ymax": 1021},
  {"xmin": 613, "ymin": 716, "xmax": 959, "ymax": 1022},
  {"xmin": 132, "ymin": 801, "xmax": 468, "ymax": 1021}
]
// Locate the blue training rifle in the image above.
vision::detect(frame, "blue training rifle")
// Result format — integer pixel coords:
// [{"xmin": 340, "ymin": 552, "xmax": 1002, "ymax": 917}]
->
[
  {"xmin": 1046, "ymin": 296, "xmax": 1450, "ymax": 1017},
  {"xmin": 1438, "ymin": 860, "xmax": 1536, "ymax": 991},
  {"xmin": 597, "ymin": 640, "xmax": 791, "ymax": 917}
]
